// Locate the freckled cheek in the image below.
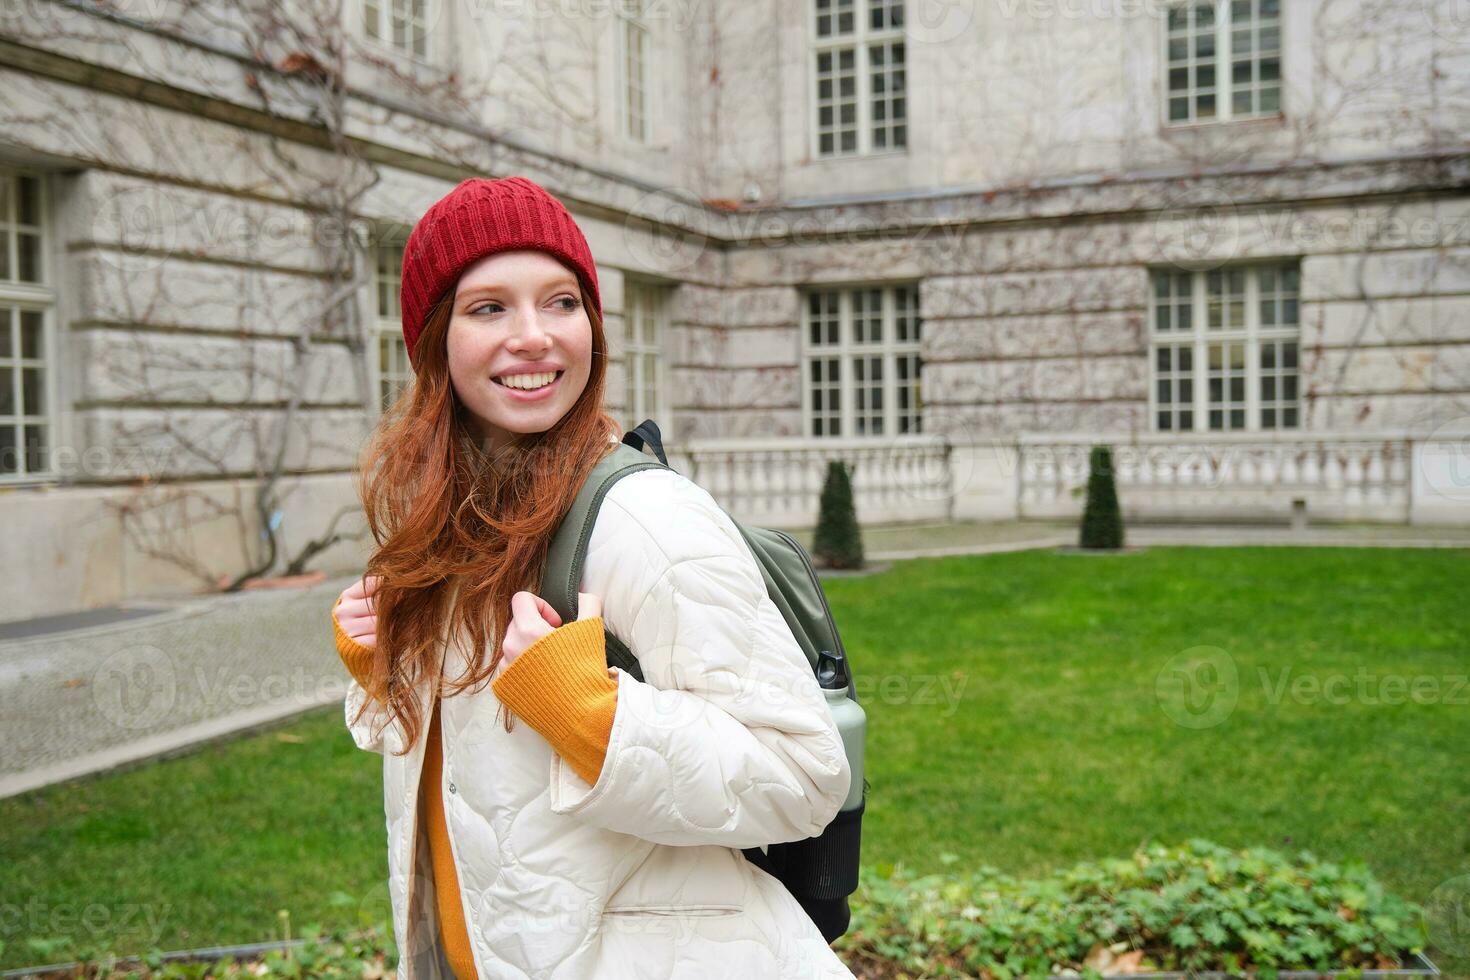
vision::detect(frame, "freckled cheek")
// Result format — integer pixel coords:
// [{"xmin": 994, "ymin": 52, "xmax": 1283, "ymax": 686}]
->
[{"xmin": 448, "ymin": 330, "xmax": 500, "ymax": 369}]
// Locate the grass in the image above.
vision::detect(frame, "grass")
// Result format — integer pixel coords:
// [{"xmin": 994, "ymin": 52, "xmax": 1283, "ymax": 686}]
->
[{"xmin": 2, "ymin": 545, "xmax": 1467, "ymax": 973}]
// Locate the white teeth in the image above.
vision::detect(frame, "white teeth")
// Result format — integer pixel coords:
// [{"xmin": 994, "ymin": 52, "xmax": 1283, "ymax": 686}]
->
[{"xmin": 496, "ymin": 371, "xmax": 559, "ymax": 390}]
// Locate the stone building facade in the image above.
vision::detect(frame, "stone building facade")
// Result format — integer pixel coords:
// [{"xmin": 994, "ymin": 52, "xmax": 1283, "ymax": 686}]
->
[{"xmin": 1, "ymin": 0, "xmax": 1467, "ymax": 617}]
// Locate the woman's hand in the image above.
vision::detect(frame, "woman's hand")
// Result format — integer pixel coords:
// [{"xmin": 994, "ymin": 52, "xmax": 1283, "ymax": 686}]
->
[
  {"xmin": 495, "ymin": 591, "xmax": 602, "ymax": 681},
  {"xmin": 334, "ymin": 574, "xmax": 382, "ymax": 649}
]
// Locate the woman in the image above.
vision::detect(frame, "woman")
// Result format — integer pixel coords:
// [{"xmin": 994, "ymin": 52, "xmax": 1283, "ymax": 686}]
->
[{"xmin": 330, "ymin": 175, "xmax": 855, "ymax": 980}]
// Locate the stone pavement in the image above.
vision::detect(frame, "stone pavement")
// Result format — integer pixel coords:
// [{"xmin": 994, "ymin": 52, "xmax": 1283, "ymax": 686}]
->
[
  {"xmin": 2, "ymin": 520, "xmax": 1467, "ymax": 799},
  {"xmin": 0, "ymin": 574, "xmax": 361, "ymax": 799}
]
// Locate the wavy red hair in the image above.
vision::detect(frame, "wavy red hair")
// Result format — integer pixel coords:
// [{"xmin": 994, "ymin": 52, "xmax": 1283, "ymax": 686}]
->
[{"xmin": 350, "ymin": 273, "xmax": 621, "ymax": 755}]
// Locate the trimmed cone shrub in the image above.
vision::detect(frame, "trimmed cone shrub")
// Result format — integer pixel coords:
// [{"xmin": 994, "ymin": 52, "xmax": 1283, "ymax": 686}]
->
[
  {"xmin": 1079, "ymin": 444, "xmax": 1124, "ymax": 549},
  {"xmin": 813, "ymin": 459, "xmax": 864, "ymax": 570}
]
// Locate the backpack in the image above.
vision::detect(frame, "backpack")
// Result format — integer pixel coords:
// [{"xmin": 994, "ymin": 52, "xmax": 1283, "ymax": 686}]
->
[{"xmin": 537, "ymin": 418, "xmax": 867, "ymax": 944}]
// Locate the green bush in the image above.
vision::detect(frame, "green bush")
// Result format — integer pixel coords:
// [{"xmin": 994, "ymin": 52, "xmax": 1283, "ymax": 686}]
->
[
  {"xmin": 813, "ymin": 458, "xmax": 864, "ymax": 569},
  {"xmin": 10, "ymin": 920, "xmax": 394, "ymax": 980},
  {"xmin": 835, "ymin": 839, "xmax": 1428, "ymax": 979},
  {"xmin": 1079, "ymin": 444, "xmax": 1124, "ymax": 550},
  {"xmin": 27, "ymin": 841, "xmax": 1429, "ymax": 980}
]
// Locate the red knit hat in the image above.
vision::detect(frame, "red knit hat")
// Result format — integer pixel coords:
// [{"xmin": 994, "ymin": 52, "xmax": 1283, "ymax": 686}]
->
[{"xmin": 399, "ymin": 176, "xmax": 602, "ymax": 369}]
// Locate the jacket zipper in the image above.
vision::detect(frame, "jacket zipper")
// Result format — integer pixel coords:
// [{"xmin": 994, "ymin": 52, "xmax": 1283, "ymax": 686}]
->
[
  {"xmin": 439, "ymin": 695, "xmax": 483, "ymax": 980},
  {"xmin": 403, "ymin": 749, "xmax": 423, "ymax": 980},
  {"xmin": 402, "ymin": 695, "xmax": 438, "ymax": 980},
  {"xmin": 405, "ymin": 580, "xmax": 463, "ymax": 980}
]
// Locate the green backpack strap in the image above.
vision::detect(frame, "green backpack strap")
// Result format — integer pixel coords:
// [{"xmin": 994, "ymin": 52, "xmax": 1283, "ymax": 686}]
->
[{"xmin": 538, "ymin": 440, "xmax": 669, "ymax": 683}]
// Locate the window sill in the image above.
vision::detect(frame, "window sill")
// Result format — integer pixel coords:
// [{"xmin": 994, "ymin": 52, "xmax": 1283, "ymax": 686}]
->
[
  {"xmin": 355, "ymin": 36, "xmax": 445, "ymax": 78},
  {"xmin": 809, "ymin": 147, "xmax": 910, "ymax": 165},
  {"xmin": 0, "ymin": 476, "xmax": 65, "ymax": 491},
  {"xmin": 1147, "ymin": 429, "xmax": 1304, "ymax": 437},
  {"xmin": 1161, "ymin": 111, "xmax": 1286, "ymax": 134},
  {"xmin": 618, "ymin": 136, "xmax": 674, "ymax": 154}
]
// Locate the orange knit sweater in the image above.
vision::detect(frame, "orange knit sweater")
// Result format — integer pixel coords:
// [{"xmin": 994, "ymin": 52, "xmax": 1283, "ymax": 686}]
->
[{"xmin": 332, "ymin": 596, "xmax": 619, "ymax": 980}]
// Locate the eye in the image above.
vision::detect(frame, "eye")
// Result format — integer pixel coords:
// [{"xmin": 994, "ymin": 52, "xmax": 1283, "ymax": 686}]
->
[
  {"xmin": 553, "ymin": 294, "xmax": 581, "ymax": 311},
  {"xmin": 467, "ymin": 301, "xmax": 504, "ymax": 316}
]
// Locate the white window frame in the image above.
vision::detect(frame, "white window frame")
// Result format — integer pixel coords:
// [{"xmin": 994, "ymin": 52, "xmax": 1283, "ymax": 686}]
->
[
  {"xmin": 0, "ymin": 168, "xmax": 57, "ymax": 483},
  {"xmin": 362, "ymin": 0, "xmax": 431, "ymax": 60},
  {"xmin": 617, "ymin": 0, "xmax": 650, "ymax": 143},
  {"xmin": 801, "ymin": 283, "xmax": 922, "ymax": 438},
  {"xmin": 1163, "ymin": 0, "xmax": 1283, "ymax": 126},
  {"xmin": 1148, "ymin": 261, "xmax": 1301, "ymax": 434},
  {"xmin": 810, "ymin": 0, "xmax": 908, "ymax": 158},
  {"xmin": 622, "ymin": 279, "xmax": 670, "ymax": 430},
  {"xmin": 370, "ymin": 233, "xmax": 413, "ymax": 411}
]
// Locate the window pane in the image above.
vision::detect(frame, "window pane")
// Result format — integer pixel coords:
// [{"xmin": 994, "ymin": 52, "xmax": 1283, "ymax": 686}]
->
[
  {"xmin": 869, "ymin": 41, "xmax": 905, "ymax": 153},
  {"xmin": 17, "ymin": 233, "xmax": 39, "ymax": 283},
  {"xmin": 815, "ymin": 43, "xmax": 859, "ymax": 157},
  {"xmin": 17, "ymin": 176, "xmax": 39, "ymax": 225},
  {"xmin": 21, "ymin": 367, "xmax": 42, "ymax": 415},
  {"xmin": 24, "ymin": 422, "xmax": 44, "ymax": 472},
  {"xmin": 1208, "ymin": 341, "xmax": 1245, "ymax": 430},
  {"xmin": 20, "ymin": 310, "xmax": 42, "ymax": 358}
]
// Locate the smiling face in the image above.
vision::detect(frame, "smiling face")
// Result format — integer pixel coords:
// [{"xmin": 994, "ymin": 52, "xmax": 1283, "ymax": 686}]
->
[{"xmin": 445, "ymin": 249, "xmax": 594, "ymax": 457}]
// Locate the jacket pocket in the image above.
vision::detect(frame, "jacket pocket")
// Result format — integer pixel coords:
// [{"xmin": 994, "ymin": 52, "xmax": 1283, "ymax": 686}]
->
[{"xmin": 602, "ymin": 903, "xmax": 743, "ymax": 917}]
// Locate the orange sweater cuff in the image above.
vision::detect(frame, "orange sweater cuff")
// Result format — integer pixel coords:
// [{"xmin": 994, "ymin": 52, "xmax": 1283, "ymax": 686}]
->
[
  {"xmin": 490, "ymin": 616, "xmax": 618, "ymax": 786},
  {"xmin": 333, "ymin": 594, "xmax": 380, "ymax": 699}
]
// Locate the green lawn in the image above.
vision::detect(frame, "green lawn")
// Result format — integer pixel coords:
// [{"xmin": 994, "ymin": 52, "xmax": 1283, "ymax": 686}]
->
[{"xmin": 2, "ymin": 546, "xmax": 1466, "ymax": 973}]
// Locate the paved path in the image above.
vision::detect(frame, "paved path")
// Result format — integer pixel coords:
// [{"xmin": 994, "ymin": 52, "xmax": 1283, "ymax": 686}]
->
[
  {"xmin": 817, "ymin": 518, "xmax": 1470, "ymax": 558},
  {"xmin": 0, "ymin": 575, "xmax": 360, "ymax": 799},
  {"xmin": 3, "ymin": 520, "xmax": 1467, "ymax": 798}
]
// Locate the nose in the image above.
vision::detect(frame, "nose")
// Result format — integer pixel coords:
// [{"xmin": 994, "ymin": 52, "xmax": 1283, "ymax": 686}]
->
[{"xmin": 505, "ymin": 304, "xmax": 553, "ymax": 353}]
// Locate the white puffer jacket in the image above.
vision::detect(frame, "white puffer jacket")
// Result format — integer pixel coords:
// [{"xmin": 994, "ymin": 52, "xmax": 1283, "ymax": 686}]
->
[{"xmin": 342, "ymin": 461, "xmax": 858, "ymax": 980}]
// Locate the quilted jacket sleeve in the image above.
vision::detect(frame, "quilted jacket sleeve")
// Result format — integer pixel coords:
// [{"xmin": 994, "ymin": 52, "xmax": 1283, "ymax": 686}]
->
[
  {"xmin": 546, "ymin": 469, "xmax": 852, "ymax": 848},
  {"xmin": 334, "ymin": 594, "xmax": 389, "ymax": 755}
]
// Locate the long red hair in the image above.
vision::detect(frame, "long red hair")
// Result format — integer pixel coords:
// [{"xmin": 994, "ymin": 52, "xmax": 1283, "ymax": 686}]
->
[{"xmin": 350, "ymin": 273, "xmax": 621, "ymax": 755}]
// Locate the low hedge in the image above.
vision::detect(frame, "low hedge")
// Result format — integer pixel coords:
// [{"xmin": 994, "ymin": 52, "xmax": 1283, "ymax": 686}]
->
[
  {"xmin": 833, "ymin": 838, "xmax": 1429, "ymax": 979},
  {"xmin": 9, "ymin": 840, "xmax": 1429, "ymax": 980}
]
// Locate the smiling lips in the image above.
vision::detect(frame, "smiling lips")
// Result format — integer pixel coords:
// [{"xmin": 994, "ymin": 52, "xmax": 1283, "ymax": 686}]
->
[
  {"xmin": 493, "ymin": 370, "xmax": 564, "ymax": 399},
  {"xmin": 494, "ymin": 370, "xmax": 561, "ymax": 390}
]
